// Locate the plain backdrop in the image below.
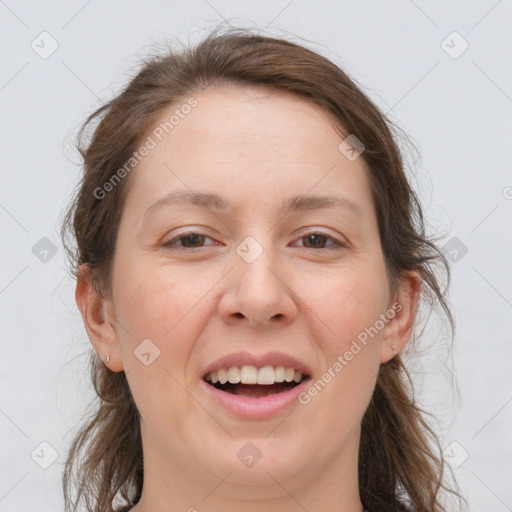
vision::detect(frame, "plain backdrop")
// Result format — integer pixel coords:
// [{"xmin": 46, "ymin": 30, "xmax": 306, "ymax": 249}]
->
[{"xmin": 1, "ymin": 1, "xmax": 511, "ymax": 511}]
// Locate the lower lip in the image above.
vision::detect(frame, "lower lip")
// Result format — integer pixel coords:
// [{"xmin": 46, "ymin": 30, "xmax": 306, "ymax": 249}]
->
[{"xmin": 199, "ymin": 377, "xmax": 310, "ymax": 419}]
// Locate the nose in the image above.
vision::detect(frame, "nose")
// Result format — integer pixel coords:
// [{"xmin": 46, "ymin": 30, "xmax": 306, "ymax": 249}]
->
[{"xmin": 217, "ymin": 244, "xmax": 298, "ymax": 329}]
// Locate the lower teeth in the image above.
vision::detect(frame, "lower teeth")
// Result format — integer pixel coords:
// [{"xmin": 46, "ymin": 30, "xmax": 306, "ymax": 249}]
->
[{"xmin": 212, "ymin": 381, "xmax": 300, "ymax": 398}]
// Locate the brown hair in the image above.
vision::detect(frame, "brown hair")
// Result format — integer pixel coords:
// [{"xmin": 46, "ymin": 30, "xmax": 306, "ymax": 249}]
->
[{"xmin": 61, "ymin": 26, "xmax": 463, "ymax": 512}]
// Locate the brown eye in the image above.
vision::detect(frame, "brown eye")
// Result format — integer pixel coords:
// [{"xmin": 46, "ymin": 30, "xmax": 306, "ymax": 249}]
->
[
  {"xmin": 295, "ymin": 232, "xmax": 345, "ymax": 250},
  {"xmin": 162, "ymin": 232, "xmax": 216, "ymax": 250}
]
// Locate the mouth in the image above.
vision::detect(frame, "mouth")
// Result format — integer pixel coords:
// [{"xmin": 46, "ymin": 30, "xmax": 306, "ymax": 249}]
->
[{"xmin": 203, "ymin": 365, "xmax": 310, "ymax": 398}]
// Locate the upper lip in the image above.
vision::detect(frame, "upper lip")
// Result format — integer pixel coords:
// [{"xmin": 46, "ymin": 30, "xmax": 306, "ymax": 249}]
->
[{"xmin": 201, "ymin": 351, "xmax": 312, "ymax": 378}]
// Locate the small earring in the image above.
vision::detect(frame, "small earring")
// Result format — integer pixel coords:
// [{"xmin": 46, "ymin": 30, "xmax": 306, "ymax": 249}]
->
[
  {"xmin": 105, "ymin": 354, "xmax": 110, "ymax": 364},
  {"xmin": 391, "ymin": 345, "xmax": 398, "ymax": 357}
]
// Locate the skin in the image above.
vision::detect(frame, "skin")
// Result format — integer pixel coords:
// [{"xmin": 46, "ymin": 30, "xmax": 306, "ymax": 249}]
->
[{"xmin": 76, "ymin": 85, "xmax": 420, "ymax": 512}]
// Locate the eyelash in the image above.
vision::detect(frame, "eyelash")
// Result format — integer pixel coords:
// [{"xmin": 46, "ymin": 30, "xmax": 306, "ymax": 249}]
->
[{"xmin": 161, "ymin": 230, "xmax": 346, "ymax": 252}]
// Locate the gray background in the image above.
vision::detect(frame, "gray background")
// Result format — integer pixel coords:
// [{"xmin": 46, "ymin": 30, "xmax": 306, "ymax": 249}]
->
[{"xmin": 1, "ymin": 1, "xmax": 511, "ymax": 510}]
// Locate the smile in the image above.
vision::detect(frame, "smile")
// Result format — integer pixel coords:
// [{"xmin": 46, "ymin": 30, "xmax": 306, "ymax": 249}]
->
[
  {"xmin": 204, "ymin": 364, "xmax": 308, "ymax": 397},
  {"xmin": 201, "ymin": 364, "xmax": 311, "ymax": 418}
]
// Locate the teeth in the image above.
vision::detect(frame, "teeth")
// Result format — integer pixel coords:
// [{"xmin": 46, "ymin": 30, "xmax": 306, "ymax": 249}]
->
[
  {"xmin": 240, "ymin": 365, "xmax": 257, "ymax": 384},
  {"xmin": 274, "ymin": 365, "xmax": 285, "ymax": 382},
  {"xmin": 227, "ymin": 366, "xmax": 241, "ymax": 384},
  {"xmin": 257, "ymin": 366, "xmax": 274, "ymax": 385},
  {"xmin": 218, "ymin": 368, "xmax": 228, "ymax": 385},
  {"xmin": 284, "ymin": 367, "xmax": 295, "ymax": 382},
  {"xmin": 204, "ymin": 365, "xmax": 306, "ymax": 385}
]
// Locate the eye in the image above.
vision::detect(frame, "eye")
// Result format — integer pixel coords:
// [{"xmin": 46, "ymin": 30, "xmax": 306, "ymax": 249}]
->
[
  {"xmin": 161, "ymin": 230, "xmax": 346, "ymax": 251},
  {"xmin": 162, "ymin": 231, "xmax": 218, "ymax": 250},
  {"xmin": 294, "ymin": 231, "xmax": 345, "ymax": 250}
]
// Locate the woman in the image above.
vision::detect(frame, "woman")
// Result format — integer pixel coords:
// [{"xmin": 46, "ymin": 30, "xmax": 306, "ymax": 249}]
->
[{"xmin": 61, "ymin": 27, "xmax": 462, "ymax": 512}]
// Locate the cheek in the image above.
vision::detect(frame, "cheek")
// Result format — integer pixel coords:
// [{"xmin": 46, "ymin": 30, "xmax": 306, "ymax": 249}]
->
[
  {"xmin": 113, "ymin": 260, "xmax": 194, "ymax": 341},
  {"xmin": 296, "ymin": 264, "xmax": 388, "ymax": 432},
  {"xmin": 113, "ymin": 266, "xmax": 204, "ymax": 431},
  {"xmin": 306, "ymin": 263, "xmax": 390, "ymax": 354},
  {"xmin": 112, "ymin": 261, "xmax": 219, "ymax": 385},
  {"xmin": 110, "ymin": 264, "xmax": 195, "ymax": 410},
  {"xmin": 298, "ymin": 272, "xmax": 386, "ymax": 437}
]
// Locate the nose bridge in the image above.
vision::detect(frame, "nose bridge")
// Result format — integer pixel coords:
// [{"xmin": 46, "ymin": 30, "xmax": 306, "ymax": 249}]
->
[
  {"xmin": 236, "ymin": 232, "xmax": 282, "ymax": 298},
  {"xmin": 221, "ymin": 232, "xmax": 297, "ymax": 327}
]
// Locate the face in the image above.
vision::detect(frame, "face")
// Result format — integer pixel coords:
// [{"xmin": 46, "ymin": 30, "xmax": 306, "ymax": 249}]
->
[{"xmin": 82, "ymin": 86, "xmax": 414, "ymax": 501}]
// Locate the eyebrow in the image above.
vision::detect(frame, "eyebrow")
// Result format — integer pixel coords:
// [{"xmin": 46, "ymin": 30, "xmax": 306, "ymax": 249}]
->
[{"xmin": 144, "ymin": 191, "xmax": 364, "ymax": 219}]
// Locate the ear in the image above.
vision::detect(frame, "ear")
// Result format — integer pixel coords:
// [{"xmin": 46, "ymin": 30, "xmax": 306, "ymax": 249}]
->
[
  {"xmin": 75, "ymin": 263, "xmax": 124, "ymax": 372},
  {"xmin": 380, "ymin": 270, "xmax": 421, "ymax": 363}
]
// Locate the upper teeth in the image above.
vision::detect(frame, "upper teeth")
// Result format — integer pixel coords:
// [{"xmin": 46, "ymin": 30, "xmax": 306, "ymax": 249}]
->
[{"xmin": 204, "ymin": 365, "xmax": 304, "ymax": 385}]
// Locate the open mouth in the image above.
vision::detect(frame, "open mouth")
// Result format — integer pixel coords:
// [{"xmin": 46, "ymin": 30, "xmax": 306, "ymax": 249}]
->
[
  {"xmin": 207, "ymin": 380, "xmax": 308, "ymax": 398},
  {"xmin": 203, "ymin": 366, "xmax": 310, "ymax": 398}
]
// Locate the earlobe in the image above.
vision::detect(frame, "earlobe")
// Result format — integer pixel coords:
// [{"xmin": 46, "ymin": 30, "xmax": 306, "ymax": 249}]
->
[
  {"xmin": 75, "ymin": 264, "xmax": 124, "ymax": 372},
  {"xmin": 380, "ymin": 271, "xmax": 421, "ymax": 364}
]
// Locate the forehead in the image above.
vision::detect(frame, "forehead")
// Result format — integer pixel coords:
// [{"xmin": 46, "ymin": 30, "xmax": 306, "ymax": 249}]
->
[
  {"xmin": 167, "ymin": 85, "xmax": 342, "ymax": 155},
  {"xmin": 125, "ymin": 85, "xmax": 374, "ymax": 220}
]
